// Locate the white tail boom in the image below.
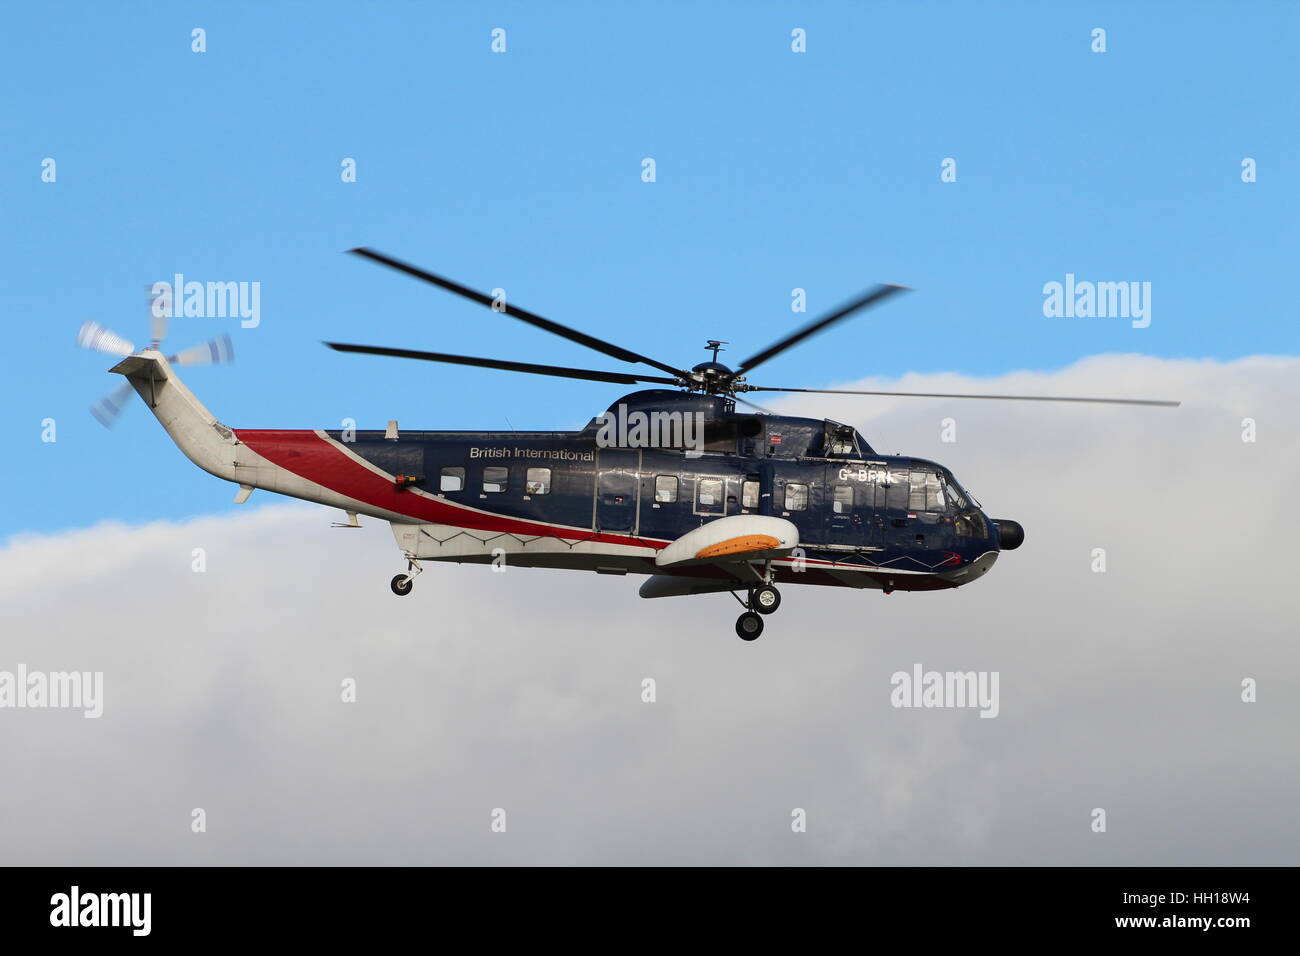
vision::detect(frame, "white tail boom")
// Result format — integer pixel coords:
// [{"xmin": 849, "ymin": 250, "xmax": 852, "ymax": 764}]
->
[{"xmin": 109, "ymin": 350, "xmax": 237, "ymax": 482}]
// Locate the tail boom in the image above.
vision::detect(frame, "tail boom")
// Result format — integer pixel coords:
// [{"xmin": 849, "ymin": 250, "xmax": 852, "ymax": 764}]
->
[{"xmin": 110, "ymin": 350, "xmax": 410, "ymax": 519}]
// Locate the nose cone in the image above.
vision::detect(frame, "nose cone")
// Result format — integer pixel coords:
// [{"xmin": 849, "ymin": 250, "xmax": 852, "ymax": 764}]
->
[{"xmin": 994, "ymin": 519, "xmax": 1025, "ymax": 551}]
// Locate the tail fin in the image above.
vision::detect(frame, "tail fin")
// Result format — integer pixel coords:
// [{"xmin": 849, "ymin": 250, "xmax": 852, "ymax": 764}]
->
[{"xmin": 109, "ymin": 350, "xmax": 237, "ymax": 482}]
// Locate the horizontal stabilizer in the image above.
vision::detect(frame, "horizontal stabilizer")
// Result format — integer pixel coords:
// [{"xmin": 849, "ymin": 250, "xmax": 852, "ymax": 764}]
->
[{"xmin": 109, "ymin": 353, "xmax": 166, "ymax": 379}]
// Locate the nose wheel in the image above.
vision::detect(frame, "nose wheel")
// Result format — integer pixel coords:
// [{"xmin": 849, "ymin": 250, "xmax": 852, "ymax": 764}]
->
[{"xmin": 733, "ymin": 583, "xmax": 781, "ymax": 640}]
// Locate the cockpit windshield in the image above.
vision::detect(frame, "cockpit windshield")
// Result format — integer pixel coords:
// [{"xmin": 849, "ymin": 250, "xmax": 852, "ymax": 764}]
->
[
  {"xmin": 944, "ymin": 471, "xmax": 980, "ymax": 510},
  {"xmin": 903, "ymin": 466, "xmax": 982, "ymax": 515}
]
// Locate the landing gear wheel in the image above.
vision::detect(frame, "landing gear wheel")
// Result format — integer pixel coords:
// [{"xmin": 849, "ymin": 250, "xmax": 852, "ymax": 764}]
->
[
  {"xmin": 752, "ymin": 585, "xmax": 781, "ymax": 615},
  {"xmin": 390, "ymin": 574, "xmax": 413, "ymax": 596},
  {"xmin": 736, "ymin": 611, "xmax": 764, "ymax": 641}
]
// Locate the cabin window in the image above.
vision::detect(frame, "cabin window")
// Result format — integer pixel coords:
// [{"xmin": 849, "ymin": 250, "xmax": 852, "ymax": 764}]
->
[
  {"xmin": 696, "ymin": 477, "xmax": 725, "ymax": 514},
  {"xmin": 525, "ymin": 467, "xmax": 551, "ymax": 495},
  {"xmin": 784, "ymin": 482, "xmax": 809, "ymax": 512},
  {"xmin": 655, "ymin": 475, "xmax": 678, "ymax": 503},
  {"xmin": 439, "ymin": 466, "xmax": 465, "ymax": 492},
  {"xmin": 741, "ymin": 480, "xmax": 759, "ymax": 510},
  {"xmin": 832, "ymin": 485, "xmax": 853, "ymax": 514},
  {"xmin": 482, "ymin": 466, "xmax": 508, "ymax": 493}
]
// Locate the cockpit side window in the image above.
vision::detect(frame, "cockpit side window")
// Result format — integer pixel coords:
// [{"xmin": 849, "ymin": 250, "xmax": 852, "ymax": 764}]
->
[
  {"xmin": 908, "ymin": 470, "xmax": 927, "ymax": 511},
  {"xmin": 908, "ymin": 469, "xmax": 948, "ymax": 512},
  {"xmin": 925, "ymin": 473, "xmax": 945, "ymax": 511}
]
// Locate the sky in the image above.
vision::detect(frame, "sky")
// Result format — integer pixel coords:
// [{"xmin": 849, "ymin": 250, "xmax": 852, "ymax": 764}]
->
[
  {"xmin": 2, "ymin": 0, "xmax": 1297, "ymax": 532},
  {"xmin": 1, "ymin": 2, "xmax": 1298, "ymax": 865}
]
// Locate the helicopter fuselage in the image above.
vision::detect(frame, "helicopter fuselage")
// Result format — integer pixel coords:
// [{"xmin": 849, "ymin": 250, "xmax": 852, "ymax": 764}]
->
[{"xmin": 233, "ymin": 389, "xmax": 1010, "ymax": 593}]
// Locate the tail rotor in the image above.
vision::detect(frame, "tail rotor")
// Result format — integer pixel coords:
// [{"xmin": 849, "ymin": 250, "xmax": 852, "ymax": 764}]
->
[
  {"xmin": 169, "ymin": 335, "xmax": 235, "ymax": 368},
  {"xmin": 76, "ymin": 288, "xmax": 235, "ymax": 428},
  {"xmin": 76, "ymin": 321, "xmax": 135, "ymax": 358},
  {"xmin": 88, "ymin": 380, "xmax": 136, "ymax": 429}
]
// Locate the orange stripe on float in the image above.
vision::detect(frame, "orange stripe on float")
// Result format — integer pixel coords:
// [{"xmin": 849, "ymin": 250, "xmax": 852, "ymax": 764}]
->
[{"xmin": 695, "ymin": 534, "xmax": 782, "ymax": 560}]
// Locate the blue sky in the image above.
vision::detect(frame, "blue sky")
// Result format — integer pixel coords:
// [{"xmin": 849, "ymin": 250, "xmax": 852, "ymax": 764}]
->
[{"xmin": 4, "ymin": 1, "xmax": 1296, "ymax": 533}]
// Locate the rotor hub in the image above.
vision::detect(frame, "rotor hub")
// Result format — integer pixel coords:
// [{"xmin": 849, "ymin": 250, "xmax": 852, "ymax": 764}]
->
[{"xmin": 689, "ymin": 361, "xmax": 740, "ymax": 394}]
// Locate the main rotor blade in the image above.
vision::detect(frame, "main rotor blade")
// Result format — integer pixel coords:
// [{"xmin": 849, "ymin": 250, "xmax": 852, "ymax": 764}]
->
[
  {"xmin": 735, "ymin": 284, "xmax": 909, "ymax": 375},
  {"xmin": 732, "ymin": 394, "xmax": 777, "ymax": 415},
  {"xmin": 748, "ymin": 386, "xmax": 1180, "ymax": 407},
  {"xmin": 324, "ymin": 342, "xmax": 681, "ymax": 386},
  {"xmin": 348, "ymin": 248, "xmax": 687, "ymax": 378}
]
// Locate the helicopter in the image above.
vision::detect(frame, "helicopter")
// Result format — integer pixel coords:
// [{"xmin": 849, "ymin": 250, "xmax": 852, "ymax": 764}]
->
[{"xmin": 79, "ymin": 249, "xmax": 1179, "ymax": 640}]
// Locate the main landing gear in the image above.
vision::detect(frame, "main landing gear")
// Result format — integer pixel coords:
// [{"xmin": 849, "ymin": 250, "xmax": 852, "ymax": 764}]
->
[
  {"xmin": 736, "ymin": 611, "xmax": 763, "ymax": 641},
  {"xmin": 390, "ymin": 553, "xmax": 423, "ymax": 596},
  {"xmin": 752, "ymin": 584, "xmax": 781, "ymax": 614},
  {"xmin": 733, "ymin": 582, "xmax": 782, "ymax": 641}
]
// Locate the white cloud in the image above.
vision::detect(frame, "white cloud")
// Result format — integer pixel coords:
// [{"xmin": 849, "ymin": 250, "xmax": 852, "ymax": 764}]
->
[{"xmin": 1, "ymin": 354, "xmax": 1297, "ymax": 864}]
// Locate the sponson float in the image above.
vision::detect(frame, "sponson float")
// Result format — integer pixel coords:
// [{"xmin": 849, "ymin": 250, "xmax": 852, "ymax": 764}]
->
[{"xmin": 81, "ymin": 249, "xmax": 1177, "ymax": 640}]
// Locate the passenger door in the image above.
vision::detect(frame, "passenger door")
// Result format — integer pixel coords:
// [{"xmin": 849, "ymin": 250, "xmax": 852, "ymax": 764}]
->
[
  {"xmin": 771, "ymin": 463, "xmax": 819, "ymax": 544},
  {"xmin": 876, "ymin": 464, "xmax": 911, "ymax": 552},
  {"xmin": 823, "ymin": 464, "xmax": 863, "ymax": 548},
  {"xmin": 594, "ymin": 449, "xmax": 640, "ymax": 534}
]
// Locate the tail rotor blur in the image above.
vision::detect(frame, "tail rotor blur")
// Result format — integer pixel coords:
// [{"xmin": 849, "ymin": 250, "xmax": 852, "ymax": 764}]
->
[
  {"xmin": 76, "ymin": 321, "xmax": 135, "ymax": 358},
  {"xmin": 170, "ymin": 335, "xmax": 235, "ymax": 367},
  {"xmin": 76, "ymin": 288, "xmax": 235, "ymax": 428},
  {"xmin": 88, "ymin": 380, "xmax": 136, "ymax": 429}
]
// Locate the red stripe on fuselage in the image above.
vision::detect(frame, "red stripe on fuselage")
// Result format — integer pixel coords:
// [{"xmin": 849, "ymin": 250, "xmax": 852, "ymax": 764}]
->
[{"xmin": 235, "ymin": 429, "xmax": 664, "ymax": 548}]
